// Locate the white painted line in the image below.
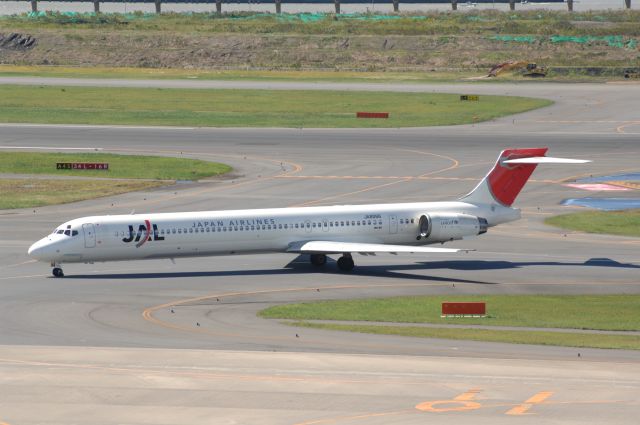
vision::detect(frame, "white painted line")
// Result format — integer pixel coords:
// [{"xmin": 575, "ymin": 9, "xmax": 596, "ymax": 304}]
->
[
  {"xmin": 0, "ymin": 146, "xmax": 103, "ymax": 151},
  {"xmin": 0, "ymin": 123, "xmax": 197, "ymax": 130}
]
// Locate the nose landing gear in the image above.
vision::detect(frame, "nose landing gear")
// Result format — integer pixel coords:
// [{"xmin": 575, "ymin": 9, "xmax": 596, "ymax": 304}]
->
[{"xmin": 51, "ymin": 262, "xmax": 64, "ymax": 278}]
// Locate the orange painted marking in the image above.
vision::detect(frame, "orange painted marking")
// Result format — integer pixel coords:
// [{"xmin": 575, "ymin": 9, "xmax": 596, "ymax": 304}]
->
[
  {"xmin": 416, "ymin": 388, "xmax": 482, "ymax": 413},
  {"xmin": 506, "ymin": 391, "xmax": 553, "ymax": 415},
  {"xmin": 455, "ymin": 388, "xmax": 481, "ymax": 401},
  {"xmin": 616, "ymin": 121, "xmax": 640, "ymax": 134}
]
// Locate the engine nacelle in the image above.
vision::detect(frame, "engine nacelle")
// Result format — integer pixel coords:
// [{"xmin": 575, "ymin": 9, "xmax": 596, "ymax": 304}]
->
[{"xmin": 418, "ymin": 213, "xmax": 488, "ymax": 242}]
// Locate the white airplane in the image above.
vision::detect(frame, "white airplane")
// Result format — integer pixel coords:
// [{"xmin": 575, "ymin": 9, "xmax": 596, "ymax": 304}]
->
[{"xmin": 28, "ymin": 148, "xmax": 589, "ymax": 277}]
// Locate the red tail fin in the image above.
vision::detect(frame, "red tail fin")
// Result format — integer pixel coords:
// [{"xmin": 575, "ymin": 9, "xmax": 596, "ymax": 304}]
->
[
  {"xmin": 488, "ymin": 148, "xmax": 548, "ymax": 206},
  {"xmin": 461, "ymin": 148, "xmax": 548, "ymax": 207}
]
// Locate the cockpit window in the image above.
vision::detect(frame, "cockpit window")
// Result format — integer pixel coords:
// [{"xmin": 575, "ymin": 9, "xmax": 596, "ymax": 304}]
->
[
  {"xmin": 72, "ymin": 230, "xmax": 78, "ymax": 236},
  {"xmin": 64, "ymin": 230, "xmax": 71, "ymax": 236},
  {"xmin": 57, "ymin": 230, "xmax": 64, "ymax": 234}
]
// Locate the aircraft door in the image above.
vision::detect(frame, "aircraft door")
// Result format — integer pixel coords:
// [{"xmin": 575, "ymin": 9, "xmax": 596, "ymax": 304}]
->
[
  {"xmin": 389, "ymin": 215, "xmax": 398, "ymax": 234},
  {"xmin": 82, "ymin": 223, "xmax": 96, "ymax": 248}
]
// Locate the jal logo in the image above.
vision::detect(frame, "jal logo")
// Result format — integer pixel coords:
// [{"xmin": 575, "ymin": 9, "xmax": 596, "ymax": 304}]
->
[{"xmin": 122, "ymin": 220, "xmax": 164, "ymax": 247}]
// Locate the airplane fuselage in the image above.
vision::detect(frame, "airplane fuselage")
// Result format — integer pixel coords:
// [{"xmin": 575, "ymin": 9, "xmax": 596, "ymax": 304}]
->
[{"xmin": 29, "ymin": 201, "xmax": 517, "ymax": 264}]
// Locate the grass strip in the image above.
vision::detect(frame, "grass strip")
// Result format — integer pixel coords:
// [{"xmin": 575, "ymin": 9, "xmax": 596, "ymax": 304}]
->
[
  {"xmin": 3, "ymin": 10, "xmax": 640, "ymax": 37},
  {"xmin": 0, "ymin": 152, "xmax": 231, "ymax": 180},
  {"xmin": 0, "ymin": 65, "xmax": 478, "ymax": 83},
  {"xmin": 291, "ymin": 321, "xmax": 640, "ymax": 350},
  {"xmin": 0, "ymin": 85, "xmax": 551, "ymax": 128},
  {"xmin": 259, "ymin": 295, "xmax": 640, "ymax": 331},
  {"xmin": 0, "ymin": 178, "xmax": 165, "ymax": 209},
  {"xmin": 545, "ymin": 210, "xmax": 640, "ymax": 238}
]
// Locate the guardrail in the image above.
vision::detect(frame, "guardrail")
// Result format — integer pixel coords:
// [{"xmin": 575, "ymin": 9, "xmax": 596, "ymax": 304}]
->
[{"xmin": 9, "ymin": 0, "xmax": 579, "ymax": 14}]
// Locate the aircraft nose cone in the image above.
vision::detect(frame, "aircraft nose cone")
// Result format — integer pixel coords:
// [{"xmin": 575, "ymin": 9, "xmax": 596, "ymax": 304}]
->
[{"xmin": 28, "ymin": 239, "xmax": 50, "ymax": 260}]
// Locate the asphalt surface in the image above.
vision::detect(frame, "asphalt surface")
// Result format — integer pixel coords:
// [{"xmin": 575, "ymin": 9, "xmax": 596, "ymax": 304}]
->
[{"xmin": 1, "ymin": 81, "xmax": 639, "ymax": 425}]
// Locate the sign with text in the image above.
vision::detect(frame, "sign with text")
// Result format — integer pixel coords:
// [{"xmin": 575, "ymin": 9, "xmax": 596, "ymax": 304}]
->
[
  {"xmin": 56, "ymin": 163, "xmax": 109, "ymax": 170},
  {"xmin": 460, "ymin": 95, "xmax": 479, "ymax": 101},
  {"xmin": 356, "ymin": 112, "xmax": 389, "ymax": 119},
  {"xmin": 441, "ymin": 302, "xmax": 486, "ymax": 317}
]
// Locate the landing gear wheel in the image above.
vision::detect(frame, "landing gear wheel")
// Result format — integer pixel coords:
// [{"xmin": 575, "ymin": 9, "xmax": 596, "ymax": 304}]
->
[
  {"xmin": 337, "ymin": 255, "xmax": 354, "ymax": 272},
  {"xmin": 52, "ymin": 267, "xmax": 64, "ymax": 278},
  {"xmin": 310, "ymin": 254, "xmax": 327, "ymax": 266}
]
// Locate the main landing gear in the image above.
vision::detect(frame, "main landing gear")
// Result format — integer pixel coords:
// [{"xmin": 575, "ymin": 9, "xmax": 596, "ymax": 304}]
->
[
  {"xmin": 309, "ymin": 253, "xmax": 355, "ymax": 271},
  {"xmin": 51, "ymin": 263, "xmax": 64, "ymax": 278},
  {"xmin": 309, "ymin": 254, "xmax": 327, "ymax": 266},
  {"xmin": 337, "ymin": 253, "xmax": 354, "ymax": 272}
]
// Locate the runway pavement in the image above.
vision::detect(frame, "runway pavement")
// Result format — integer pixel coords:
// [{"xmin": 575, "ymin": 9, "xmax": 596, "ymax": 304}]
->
[{"xmin": 1, "ymin": 81, "xmax": 639, "ymax": 424}]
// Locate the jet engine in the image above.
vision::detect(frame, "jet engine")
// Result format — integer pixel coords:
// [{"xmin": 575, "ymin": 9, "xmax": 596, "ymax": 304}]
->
[{"xmin": 417, "ymin": 213, "xmax": 488, "ymax": 242}]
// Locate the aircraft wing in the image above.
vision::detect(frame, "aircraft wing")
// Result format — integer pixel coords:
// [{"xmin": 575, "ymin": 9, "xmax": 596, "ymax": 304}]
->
[{"xmin": 287, "ymin": 240, "xmax": 470, "ymax": 255}]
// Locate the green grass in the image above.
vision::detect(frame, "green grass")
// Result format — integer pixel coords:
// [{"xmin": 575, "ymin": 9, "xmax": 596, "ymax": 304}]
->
[
  {"xmin": 259, "ymin": 295, "xmax": 640, "ymax": 331},
  {"xmin": 545, "ymin": 210, "xmax": 640, "ymax": 238},
  {"xmin": 0, "ymin": 65, "xmax": 620, "ymax": 84},
  {"xmin": 0, "ymin": 152, "xmax": 231, "ymax": 180},
  {"xmin": 3, "ymin": 10, "xmax": 640, "ymax": 37},
  {"xmin": 0, "ymin": 65, "xmax": 479, "ymax": 83},
  {"xmin": 0, "ymin": 85, "xmax": 551, "ymax": 128},
  {"xmin": 292, "ymin": 322, "xmax": 640, "ymax": 350},
  {"xmin": 0, "ymin": 178, "xmax": 165, "ymax": 209}
]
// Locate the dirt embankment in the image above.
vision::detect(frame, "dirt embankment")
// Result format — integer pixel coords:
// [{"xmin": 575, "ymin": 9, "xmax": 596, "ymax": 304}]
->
[{"xmin": 0, "ymin": 29, "xmax": 637, "ymax": 71}]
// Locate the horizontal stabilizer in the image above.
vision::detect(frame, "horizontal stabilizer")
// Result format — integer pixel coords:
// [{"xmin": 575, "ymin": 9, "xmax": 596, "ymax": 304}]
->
[
  {"xmin": 287, "ymin": 240, "xmax": 470, "ymax": 254},
  {"xmin": 503, "ymin": 156, "xmax": 591, "ymax": 164}
]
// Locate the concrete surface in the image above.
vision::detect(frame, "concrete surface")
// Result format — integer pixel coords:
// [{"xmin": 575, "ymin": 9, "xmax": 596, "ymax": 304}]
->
[{"xmin": 1, "ymin": 81, "xmax": 639, "ymax": 424}]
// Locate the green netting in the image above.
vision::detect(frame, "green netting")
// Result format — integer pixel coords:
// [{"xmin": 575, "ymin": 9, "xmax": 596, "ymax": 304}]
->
[
  {"xmin": 550, "ymin": 35, "xmax": 637, "ymax": 49},
  {"xmin": 226, "ymin": 12, "xmax": 426, "ymax": 23},
  {"xmin": 490, "ymin": 35, "xmax": 537, "ymax": 43},
  {"xmin": 490, "ymin": 34, "xmax": 637, "ymax": 49},
  {"xmin": 24, "ymin": 11, "xmax": 155, "ymax": 21}
]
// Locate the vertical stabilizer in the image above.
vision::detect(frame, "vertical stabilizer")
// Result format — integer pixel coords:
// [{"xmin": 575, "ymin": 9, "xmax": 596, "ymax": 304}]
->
[{"xmin": 460, "ymin": 148, "xmax": 548, "ymax": 207}]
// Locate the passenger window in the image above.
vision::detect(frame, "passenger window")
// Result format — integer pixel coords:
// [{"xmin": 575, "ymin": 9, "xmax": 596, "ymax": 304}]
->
[
  {"xmin": 172, "ymin": 229, "xmax": 176, "ymax": 234},
  {"xmin": 411, "ymin": 218, "xmax": 415, "ymax": 224},
  {"xmin": 284, "ymin": 224, "xmax": 288, "ymax": 229},
  {"xmin": 178, "ymin": 229, "xmax": 182, "ymax": 234}
]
